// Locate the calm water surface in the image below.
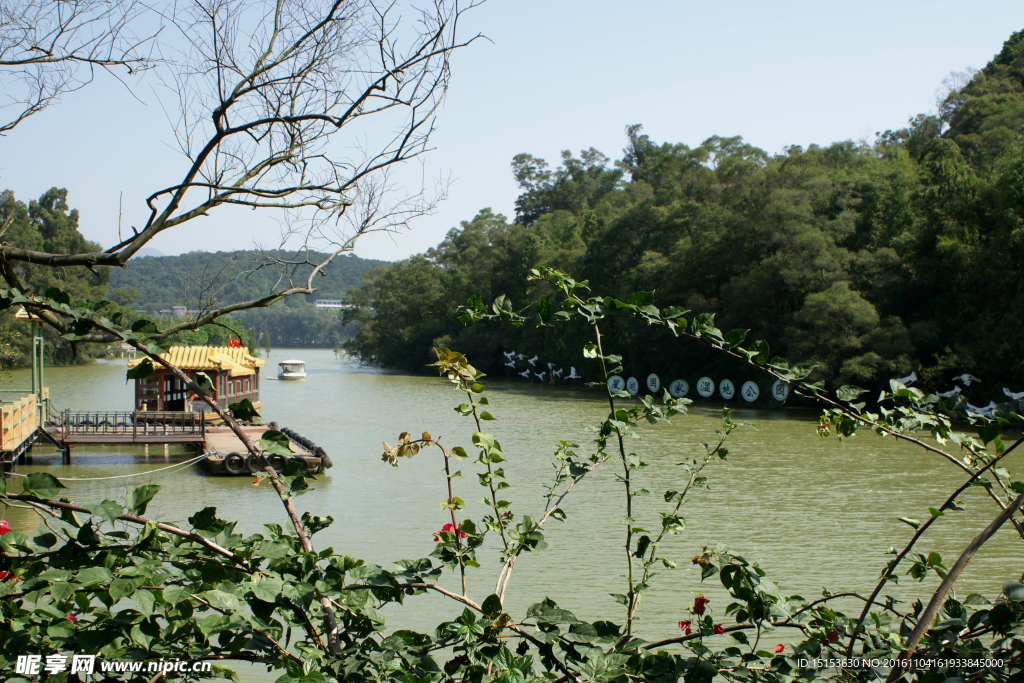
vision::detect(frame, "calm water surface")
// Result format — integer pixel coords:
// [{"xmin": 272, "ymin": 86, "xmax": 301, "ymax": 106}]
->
[{"xmin": 3, "ymin": 350, "xmax": 1022, "ymax": 677}]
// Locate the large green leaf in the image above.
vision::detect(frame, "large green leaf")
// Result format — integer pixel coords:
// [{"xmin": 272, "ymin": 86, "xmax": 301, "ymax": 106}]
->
[
  {"xmin": 133, "ymin": 589, "xmax": 156, "ymax": 618},
  {"xmin": 125, "ymin": 358, "xmax": 155, "ymax": 382},
  {"xmin": 836, "ymin": 385, "xmax": 868, "ymax": 402},
  {"xmin": 76, "ymin": 566, "xmax": 113, "ymax": 587},
  {"xmin": 536, "ymin": 295, "xmax": 553, "ymax": 324},
  {"xmin": 162, "ymin": 585, "xmax": 193, "ymax": 605},
  {"xmin": 253, "ymin": 577, "xmax": 284, "ymax": 602},
  {"xmin": 229, "ymin": 398, "xmax": 261, "ymax": 421},
  {"xmin": 85, "ymin": 499, "xmax": 124, "ymax": 527},
  {"xmin": 188, "ymin": 507, "xmax": 218, "ymax": 530},
  {"xmin": 131, "ymin": 318, "xmax": 159, "ymax": 334},
  {"xmin": 110, "ymin": 578, "xmax": 136, "ymax": 602},
  {"xmin": 200, "ymin": 589, "xmax": 241, "ymax": 612},
  {"xmin": 22, "ymin": 472, "xmax": 66, "ymax": 500},
  {"xmin": 126, "ymin": 485, "xmax": 161, "ymax": 516},
  {"xmin": 259, "ymin": 430, "xmax": 292, "ymax": 457},
  {"xmin": 200, "ymin": 613, "xmax": 233, "ymax": 637}
]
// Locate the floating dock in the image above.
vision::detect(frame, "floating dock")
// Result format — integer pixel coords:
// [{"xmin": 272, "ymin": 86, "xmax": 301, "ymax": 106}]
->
[{"xmin": 203, "ymin": 425, "xmax": 323, "ymax": 475}]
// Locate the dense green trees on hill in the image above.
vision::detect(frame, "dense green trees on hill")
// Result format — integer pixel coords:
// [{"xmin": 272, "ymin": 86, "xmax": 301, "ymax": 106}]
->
[
  {"xmin": 0, "ymin": 189, "xmax": 110, "ymax": 367},
  {"xmin": 106, "ymin": 250, "xmax": 386, "ymax": 311},
  {"xmin": 344, "ymin": 29, "xmax": 1024, "ymax": 401}
]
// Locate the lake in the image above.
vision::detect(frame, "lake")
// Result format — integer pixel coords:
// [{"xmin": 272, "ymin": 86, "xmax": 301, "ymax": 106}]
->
[{"xmin": 3, "ymin": 349, "xmax": 1022, "ymax": 675}]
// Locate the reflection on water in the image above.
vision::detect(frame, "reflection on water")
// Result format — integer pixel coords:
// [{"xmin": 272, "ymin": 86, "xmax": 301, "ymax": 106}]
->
[{"xmin": 4, "ymin": 350, "xmax": 1023, "ymax": 675}]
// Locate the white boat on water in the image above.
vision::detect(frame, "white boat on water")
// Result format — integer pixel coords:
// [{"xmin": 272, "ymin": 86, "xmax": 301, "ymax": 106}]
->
[{"xmin": 278, "ymin": 360, "xmax": 307, "ymax": 380}]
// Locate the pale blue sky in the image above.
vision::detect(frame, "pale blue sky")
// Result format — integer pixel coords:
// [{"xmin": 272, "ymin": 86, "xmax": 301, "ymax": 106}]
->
[{"xmin": 2, "ymin": 1, "xmax": 1023, "ymax": 261}]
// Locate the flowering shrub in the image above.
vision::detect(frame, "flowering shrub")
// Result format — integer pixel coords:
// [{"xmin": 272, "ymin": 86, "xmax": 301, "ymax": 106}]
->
[
  {"xmin": 694, "ymin": 595, "xmax": 710, "ymax": 616},
  {"xmin": 433, "ymin": 523, "xmax": 469, "ymax": 541}
]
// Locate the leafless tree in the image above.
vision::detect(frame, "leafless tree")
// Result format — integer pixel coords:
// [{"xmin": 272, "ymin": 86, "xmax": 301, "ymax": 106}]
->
[
  {"xmin": 935, "ymin": 67, "xmax": 979, "ymax": 123},
  {"xmin": 0, "ymin": 0, "xmax": 160, "ymax": 133},
  {"xmin": 0, "ymin": 0, "xmax": 483, "ymax": 343}
]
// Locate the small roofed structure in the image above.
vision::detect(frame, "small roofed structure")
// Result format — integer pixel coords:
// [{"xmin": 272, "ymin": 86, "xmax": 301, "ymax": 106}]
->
[{"xmin": 128, "ymin": 346, "xmax": 265, "ymax": 412}]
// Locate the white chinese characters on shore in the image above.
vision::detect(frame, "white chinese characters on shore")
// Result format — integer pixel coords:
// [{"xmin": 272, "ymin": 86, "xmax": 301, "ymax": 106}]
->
[{"xmin": 607, "ymin": 372, "xmax": 790, "ymax": 402}]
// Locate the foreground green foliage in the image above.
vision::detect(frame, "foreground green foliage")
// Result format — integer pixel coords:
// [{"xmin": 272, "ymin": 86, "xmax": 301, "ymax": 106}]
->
[
  {"xmin": 345, "ymin": 29, "xmax": 1024, "ymax": 401},
  {"xmin": 2, "ymin": 274, "xmax": 1024, "ymax": 683}
]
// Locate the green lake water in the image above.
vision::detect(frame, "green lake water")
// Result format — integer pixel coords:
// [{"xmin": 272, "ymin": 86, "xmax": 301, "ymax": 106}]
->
[{"xmin": 3, "ymin": 349, "xmax": 1022, "ymax": 678}]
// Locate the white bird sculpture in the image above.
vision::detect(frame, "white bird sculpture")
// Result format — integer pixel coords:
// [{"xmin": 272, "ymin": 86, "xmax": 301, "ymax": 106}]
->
[
  {"xmin": 535, "ymin": 371, "xmax": 547, "ymax": 382},
  {"xmin": 966, "ymin": 401, "xmax": 996, "ymax": 418},
  {"xmin": 893, "ymin": 371, "xmax": 917, "ymax": 386},
  {"xmin": 518, "ymin": 369, "xmax": 531, "ymax": 379},
  {"xmin": 516, "ymin": 353, "xmax": 526, "ymax": 360},
  {"xmin": 548, "ymin": 362, "xmax": 555, "ymax": 370},
  {"xmin": 955, "ymin": 374, "xmax": 981, "ymax": 386},
  {"xmin": 504, "ymin": 361, "xmax": 516, "ymax": 368},
  {"xmin": 503, "ymin": 350, "xmax": 516, "ymax": 360},
  {"xmin": 936, "ymin": 386, "xmax": 961, "ymax": 399},
  {"xmin": 527, "ymin": 355, "xmax": 538, "ymax": 366},
  {"xmin": 1004, "ymin": 387, "xmax": 1024, "ymax": 400},
  {"xmin": 567, "ymin": 367, "xmax": 581, "ymax": 379},
  {"xmin": 552, "ymin": 368, "xmax": 563, "ymax": 378}
]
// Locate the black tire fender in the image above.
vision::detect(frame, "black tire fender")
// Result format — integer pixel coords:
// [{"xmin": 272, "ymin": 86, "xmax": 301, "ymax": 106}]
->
[
  {"xmin": 244, "ymin": 454, "xmax": 263, "ymax": 473},
  {"xmin": 224, "ymin": 452, "xmax": 246, "ymax": 475}
]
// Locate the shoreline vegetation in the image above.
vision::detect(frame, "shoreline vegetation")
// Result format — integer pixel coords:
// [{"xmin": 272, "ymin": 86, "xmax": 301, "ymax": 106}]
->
[{"xmin": 342, "ymin": 30, "xmax": 1024, "ymax": 407}]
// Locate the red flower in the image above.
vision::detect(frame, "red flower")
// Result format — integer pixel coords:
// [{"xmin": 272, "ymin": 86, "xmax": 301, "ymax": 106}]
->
[
  {"xmin": 678, "ymin": 620, "xmax": 692, "ymax": 634},
  {"xmin": 713, "ymin": 624, "xmax": 725, "ymax": 635},
  {"xmin": 774, "ymin": 644, "xmax": 785, "ymax": 654},
  {"xmin": 433, "ymin": 523, "xmax": 468, "ymax": 541},
  {"xmin": 66, "ymin": 613, "xmax": 77, "ymax": 623},
  {"xmin": 0, "ymin": 571, "xmax": 8, "ymax": 581},
  {"xmin": 0, "ymin": 520, "xmax": 9, "ymax": 535},
  {"xmin": 693, "ymin": 595, "xmax": 709, "ymax": 616},
  {"xmin": 827, "ymin": 631, "xmax": 838, "ymax": 642}
]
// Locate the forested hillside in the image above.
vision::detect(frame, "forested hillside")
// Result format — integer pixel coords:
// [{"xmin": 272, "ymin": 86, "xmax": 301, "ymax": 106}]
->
[
  {"xmin": 0, "ymin": 189, "xmax": 111, "ymax": 367},
  {"xmin": 106, "ymin": 250, "xmax": 386, "ymax": 311},
  {"xmin": 343, "ymin": 29, "xmax": 1024, "ymax": 402}
]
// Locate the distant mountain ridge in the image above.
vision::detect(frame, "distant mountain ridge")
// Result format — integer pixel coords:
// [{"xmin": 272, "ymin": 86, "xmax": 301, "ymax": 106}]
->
[{"xmin": 108, "ymin": 249, "xmax": 387, "ymax": 311}]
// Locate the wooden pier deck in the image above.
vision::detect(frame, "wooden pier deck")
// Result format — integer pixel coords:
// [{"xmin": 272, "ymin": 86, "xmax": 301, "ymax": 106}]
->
[
  {"xmin": 2, "ymin": 403, "xmax": 207, "ymax": 468},
  {"xmin": 3, "ymin": 395, "xmax": 327, "ymax": 476}
]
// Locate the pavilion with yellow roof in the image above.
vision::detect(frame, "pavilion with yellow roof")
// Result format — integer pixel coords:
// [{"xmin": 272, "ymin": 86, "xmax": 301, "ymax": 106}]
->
[{"xmin": 128, "ymin": 346, "xmax": 265, "ymax": 412}]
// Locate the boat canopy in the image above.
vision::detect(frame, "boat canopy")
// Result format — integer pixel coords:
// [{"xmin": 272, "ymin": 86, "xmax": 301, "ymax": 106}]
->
[{"xmin": 279, "ymin": 360, "xmax": 305, "ymax": 366}]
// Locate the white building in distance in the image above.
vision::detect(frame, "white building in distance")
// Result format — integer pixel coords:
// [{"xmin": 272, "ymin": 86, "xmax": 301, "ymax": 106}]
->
[{"xmin": 314, "ymin": 299, "xmax": 353, "ymax": 309}]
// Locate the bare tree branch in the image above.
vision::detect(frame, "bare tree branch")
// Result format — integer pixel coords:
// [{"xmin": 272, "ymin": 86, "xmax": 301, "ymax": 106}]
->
[{"xmin": 0, "ymin": 0, "xmax": 161, "ymax": 133}]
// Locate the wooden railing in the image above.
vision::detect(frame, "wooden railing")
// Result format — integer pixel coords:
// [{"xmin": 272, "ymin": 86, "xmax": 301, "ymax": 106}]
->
[{"xmin": 1, "ymin": 389, "xmax": 45, "ymax": 452}]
